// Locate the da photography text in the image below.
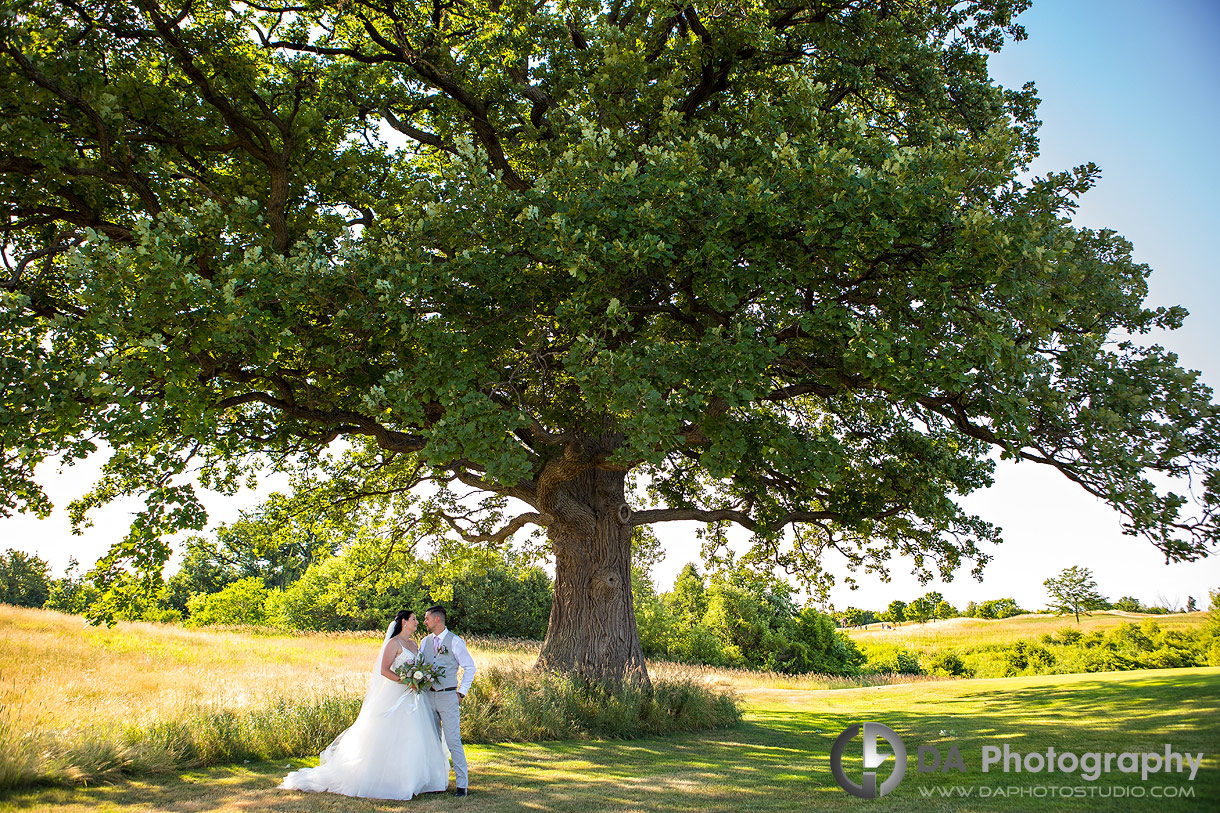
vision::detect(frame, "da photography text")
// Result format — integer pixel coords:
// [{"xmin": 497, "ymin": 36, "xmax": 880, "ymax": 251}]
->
[{"xmin": 830, "ymin": 722, "xmax": 1205, "ymax": 799}]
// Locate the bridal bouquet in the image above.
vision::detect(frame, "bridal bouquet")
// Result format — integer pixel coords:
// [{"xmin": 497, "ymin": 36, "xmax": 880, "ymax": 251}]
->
[{"xmin": 394, "ymin": 661, "xmax": 447, "ymax": 693}]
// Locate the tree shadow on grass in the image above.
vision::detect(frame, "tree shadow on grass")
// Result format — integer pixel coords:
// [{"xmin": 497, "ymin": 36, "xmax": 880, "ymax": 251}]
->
[
  {"xmin": 884, "ymin": 671, "xmax": 1220, "ymax": 742},
  {"xmin": 3, "ymin": 671, "xmax": 1217, "ymax": 812}
]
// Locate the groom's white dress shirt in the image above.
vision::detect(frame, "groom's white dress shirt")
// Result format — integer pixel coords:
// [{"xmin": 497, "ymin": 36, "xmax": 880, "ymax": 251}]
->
[{"xmin": 428, "ymin": 629, "xmax": 477, "ymax": 695}]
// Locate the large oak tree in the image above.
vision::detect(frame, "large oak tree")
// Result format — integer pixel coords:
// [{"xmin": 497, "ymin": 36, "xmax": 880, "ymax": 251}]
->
[{"xmin": 2, "ymin": 0, "xmax": 1217, "ymax": 682}]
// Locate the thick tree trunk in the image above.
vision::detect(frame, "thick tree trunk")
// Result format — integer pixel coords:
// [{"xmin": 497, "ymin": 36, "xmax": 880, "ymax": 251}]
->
[{"xmin": 535, "ymin": 467, "xmax": 649, "ymax": 686}]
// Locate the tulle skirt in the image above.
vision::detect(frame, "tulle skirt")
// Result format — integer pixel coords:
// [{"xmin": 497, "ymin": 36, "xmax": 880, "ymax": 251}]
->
[{"xmin": 280, "ymin": 678, "xmax": 450, "ymax": 799}]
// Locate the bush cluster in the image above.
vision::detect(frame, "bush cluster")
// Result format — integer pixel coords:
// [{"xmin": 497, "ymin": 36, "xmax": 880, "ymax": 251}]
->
[
  {"xmin": 862, "ymin": 645, "xmax": 925, "ymax": 675},
  {"xmin": 634, "ymin": 560, "xmax": 863, "ymax": 676},
  {"xmin": 910, "ymin": 617, "xmax": 1216, "ymax": 679},
  {"xmin": 185, "ymin": 541, "xmax": 552, "ymax": 636},
  {"xmin": 26, "ymin": 535, "xmax": 552, "ymax": 637},
  {"xmin": 1045, "ymin": 620, "xmax": 1210, "ymax": 674}
]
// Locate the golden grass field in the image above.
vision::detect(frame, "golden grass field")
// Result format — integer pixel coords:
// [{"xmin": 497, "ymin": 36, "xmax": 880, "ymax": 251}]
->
[
  {"xmin": 1, "ymin": 603, "xmax": 925, "ymax": 790},
  {"xmin": 2, "ymin": 606, "xmax": 1206, "ymax": 748},
  {"xmin": 0, "ymin": 603, "xmax": 935, "ymax": 744},
  {"xmin": 3, "ymin": 607, "xmax": 1207, "ymax": 717}
]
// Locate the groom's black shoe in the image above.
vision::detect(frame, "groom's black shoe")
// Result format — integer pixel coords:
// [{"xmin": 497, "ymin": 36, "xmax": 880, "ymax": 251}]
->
[{"xmin": 455, "ymin": 787, "xmax": 468, "ymax": 797}]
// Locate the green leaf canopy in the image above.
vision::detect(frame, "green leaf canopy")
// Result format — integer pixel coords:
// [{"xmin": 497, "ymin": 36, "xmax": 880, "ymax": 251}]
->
[{"xmin": 1, "ymin": 0, "xmax": 1216, "ymax": 600}]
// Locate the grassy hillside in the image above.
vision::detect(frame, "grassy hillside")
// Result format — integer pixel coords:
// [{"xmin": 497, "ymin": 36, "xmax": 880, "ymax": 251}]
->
[
  {"xmin": 846, "ymin": 610, "xmax": 1213, "ymax": 679},
  {"xmin": 847, "ymin": 611, "xmax": 1208, "ymax": 648}
]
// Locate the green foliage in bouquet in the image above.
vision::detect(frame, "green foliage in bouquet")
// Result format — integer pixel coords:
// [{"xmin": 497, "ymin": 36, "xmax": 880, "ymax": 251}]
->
[{"xmin": 394, "ymin": 660, "xmax": 446, "ymax": 694}]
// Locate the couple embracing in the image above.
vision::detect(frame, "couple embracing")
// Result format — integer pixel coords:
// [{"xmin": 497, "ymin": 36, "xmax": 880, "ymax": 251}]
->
[{"xmin": 280, "ymin": 605, "xmax": 476, "ymax": 800}]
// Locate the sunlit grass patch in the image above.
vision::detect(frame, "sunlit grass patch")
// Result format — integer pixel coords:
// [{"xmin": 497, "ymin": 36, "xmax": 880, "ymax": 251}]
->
[{"xmin": 5, "ymin": 668, "xmax": 1218, "ymax": 812}]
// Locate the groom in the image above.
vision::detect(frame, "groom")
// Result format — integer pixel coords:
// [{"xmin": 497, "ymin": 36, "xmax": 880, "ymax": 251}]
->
[{"xmin": 421, "ymin": 605, "xmax": 476, "ymax": 797}]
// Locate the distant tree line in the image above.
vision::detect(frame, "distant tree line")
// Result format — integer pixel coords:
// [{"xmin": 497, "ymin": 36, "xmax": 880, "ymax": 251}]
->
[
  {"xmin": 0, "ymin": 485, "xmax": 552, "ymax": 639},
  {"xmin": 850, "ymin": 588, "xmax": 1220, "ymax": 679},
  {"xmin": 833, "ymin": 593, "xmax": 1028, "ymax": 627},
  {"xmin": 830, "ymin": 565, "xmax": 1198, "ymax": 629}
]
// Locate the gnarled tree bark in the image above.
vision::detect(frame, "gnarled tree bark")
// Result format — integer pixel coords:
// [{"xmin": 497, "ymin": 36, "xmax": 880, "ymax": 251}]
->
[{"xmin": 534, "ymin": 465, "xmax": 648, "ymax": 686}]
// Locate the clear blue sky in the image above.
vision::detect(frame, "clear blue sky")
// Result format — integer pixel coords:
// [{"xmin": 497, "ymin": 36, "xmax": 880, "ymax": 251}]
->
[
  {"xmin": 988, "ymin": 0, "xmax": 1220, "ymax": 388},
  {"xmin": 819, "ymin": 0, "xmax": 1220, "ymax": 611},
  {"xmin": 4, "ymin": 1, "xmax": 1218, "ymax": 613}
]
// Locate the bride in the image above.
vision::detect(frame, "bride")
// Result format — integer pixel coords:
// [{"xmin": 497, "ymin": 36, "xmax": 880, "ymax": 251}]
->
[{"xmin": 279, "ymin": 610, "xmax": 450, "ymax": 799}]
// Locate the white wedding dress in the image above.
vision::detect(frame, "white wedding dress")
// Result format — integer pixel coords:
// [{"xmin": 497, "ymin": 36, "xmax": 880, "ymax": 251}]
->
[{"xmin": 280, "ymin": 644, "xmax": 450, "ymax": 799}]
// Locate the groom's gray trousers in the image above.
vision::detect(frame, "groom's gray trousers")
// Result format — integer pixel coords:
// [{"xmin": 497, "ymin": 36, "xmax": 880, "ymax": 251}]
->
[{"xmin": 431, "ymin": 690, "xmax": 467, "ymax": 788}]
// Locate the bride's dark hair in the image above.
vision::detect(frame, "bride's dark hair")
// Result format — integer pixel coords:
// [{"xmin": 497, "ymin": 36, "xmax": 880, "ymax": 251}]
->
[{"xmin": 390, "ymin": 610, "xmax": 415, "ymax": 638}]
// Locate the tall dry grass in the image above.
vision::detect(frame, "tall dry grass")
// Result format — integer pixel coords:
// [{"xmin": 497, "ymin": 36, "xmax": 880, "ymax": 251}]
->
[
  {"xmin": 0, "ymin": 606, "xmax": 743, "ymax": 791},
  {"xmin": 462, "ymin": 665, "xmax": 741, "ymax": 742},
  {"xmin": 0, "ymin": 606, "xmax": 377, "ymax": 789}
]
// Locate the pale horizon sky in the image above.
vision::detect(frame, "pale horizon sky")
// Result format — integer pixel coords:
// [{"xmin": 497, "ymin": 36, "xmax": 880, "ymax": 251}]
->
[{"xmin": 3, "ymin": 1, "xmax": 1218, "ymax": 614}]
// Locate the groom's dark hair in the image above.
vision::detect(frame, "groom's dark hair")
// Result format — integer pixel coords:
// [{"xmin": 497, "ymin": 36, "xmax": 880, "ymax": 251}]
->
[{"xmin": 426, "ymin": 605, "xmax": 447, "ymax": 623}]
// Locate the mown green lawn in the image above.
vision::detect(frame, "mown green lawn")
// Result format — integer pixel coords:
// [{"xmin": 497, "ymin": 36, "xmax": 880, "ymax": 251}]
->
[{"xmin": 5, "ymin": 667, "xmax": 1217, "ymax": 812}]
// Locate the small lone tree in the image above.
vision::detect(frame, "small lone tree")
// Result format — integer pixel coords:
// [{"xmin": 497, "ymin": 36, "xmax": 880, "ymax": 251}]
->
[
  {"xmin": 882, "ymin": 600, "xmax": 907, "ymax": 625},
  {"xmin": 1043, "ymin": 566, "xmax": 1108, "ymax": 623},
  {"xmin": 667, "ymin": 563, "xmax": 709, "ymax": 626},
  {"xmin": 0, "ymin": 548, "xmax": 51, "ymax": 608},
  {"xmin": 906, "ymin": 595, "xmax": 935, "ymax": 624}
]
